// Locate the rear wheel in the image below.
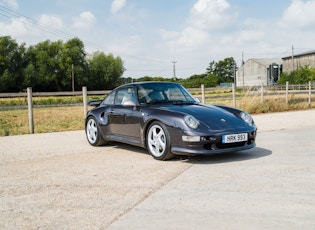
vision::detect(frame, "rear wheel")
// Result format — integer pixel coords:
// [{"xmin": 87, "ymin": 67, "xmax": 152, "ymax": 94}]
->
[
  {"xmin": 86, "ymin": 116, "xmax": 107, "ymax": 146},
  {"xmin": 147, "ymin": 121, "xmax": 174, "ymax": 160}
]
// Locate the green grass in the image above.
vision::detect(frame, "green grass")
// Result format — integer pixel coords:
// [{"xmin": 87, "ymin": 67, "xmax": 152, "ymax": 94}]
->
[{"xmin": 0, "ymin": 106, "xmax": 85, "ymax": 136}]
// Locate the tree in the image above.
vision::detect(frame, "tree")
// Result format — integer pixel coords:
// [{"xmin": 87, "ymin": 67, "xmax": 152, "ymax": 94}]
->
[
  {"xmin": 23, "ymin": 38, "xmax": 88, "ymax": 91},
  {"xmin": 87, "ymin": 52, "xmax": 125, "ymax": 90},
  {"xmin": 179, "ymin": 73, "xmax": 217, "ymax": 88},
  {"xmin": 279, "ymin": 66, "xmax": 315, "ymax": 84},
  {"xmin": 137, "ymin": 76, "xmax": 175, "ymax": 82},
  {"xmin": 0, "ymin": 36, "xmax": 26, "ymax": 92},
  {"xmin": 206, "ymin": 57, "xmax": 237, "ymax": 84},
  {"xmin": 1, "ymin": 36, "xmax": 126, "ymax": 92},
  {"xmin": 206, "ymin": 61, "xmax": 216, "ymax": 75},
  {"xmin": 62, "ymin": 38, "xmax": 87, "ymax": 90},
  {"xmin": 29, "ymin": 40, "xmax": 66, "ymax": 91}
]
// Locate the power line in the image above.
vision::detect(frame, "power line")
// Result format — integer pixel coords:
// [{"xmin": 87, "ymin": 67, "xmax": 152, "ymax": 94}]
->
[
  {"xmin": 0, "ymin": 5, "xmax": 172, "ymax": 65},
  {"xmin": 0, "ymin": 6, "xmax": 74, "ymax": 40}
]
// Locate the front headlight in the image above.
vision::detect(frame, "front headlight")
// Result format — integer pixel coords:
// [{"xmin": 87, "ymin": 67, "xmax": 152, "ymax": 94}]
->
[
  {"xmin": 240, "ymin": 111, "xmax": 254, "ymax": 126},
  {"xmin": 184, "ymin": 115, "xmax": 199, "ymax": 129}
]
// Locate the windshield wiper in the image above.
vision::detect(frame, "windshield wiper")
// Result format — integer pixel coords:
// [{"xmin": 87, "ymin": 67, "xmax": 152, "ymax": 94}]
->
[
  {"xmin": 146, "ymin": 100, "xmax": 168, "ymax": 104},
  {"xmin": 146, "ymin": 100, "xmax": 196, "ymax": 105},
  {"xmin": 171, "ymin": 100, "xmax": 195, "ymax": 105}
]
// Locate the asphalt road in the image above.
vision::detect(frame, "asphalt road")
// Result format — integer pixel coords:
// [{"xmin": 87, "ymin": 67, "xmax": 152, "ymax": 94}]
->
[{"xmin": 1, "ymin": 109, "xmax": 315, "ymax": 229}]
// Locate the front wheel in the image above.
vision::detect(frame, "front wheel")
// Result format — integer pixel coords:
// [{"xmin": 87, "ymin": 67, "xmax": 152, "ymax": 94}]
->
[
  {"xmin": 146, "ymin": 121, "xmax": 174, "ymax": 160},
  {"xmin": 85, "ymin": 116, "xmax": 107, "ymax": 146}
]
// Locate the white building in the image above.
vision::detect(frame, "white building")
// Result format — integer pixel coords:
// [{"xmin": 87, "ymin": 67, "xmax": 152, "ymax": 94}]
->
[{"xmin": 236, "ymin": 58, "xmax": 282, "ymax": 87}]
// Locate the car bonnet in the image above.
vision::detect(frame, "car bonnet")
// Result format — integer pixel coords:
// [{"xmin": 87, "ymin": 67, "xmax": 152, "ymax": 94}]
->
[{"xmin": 158, "ymin": 104, "xmax": 252, "ymax": 131}]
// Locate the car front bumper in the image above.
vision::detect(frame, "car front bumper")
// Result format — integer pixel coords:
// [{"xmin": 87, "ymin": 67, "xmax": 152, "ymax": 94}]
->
[{"xmin": 169, "ymin": 127, "xmax": 257, "ymax": 156}]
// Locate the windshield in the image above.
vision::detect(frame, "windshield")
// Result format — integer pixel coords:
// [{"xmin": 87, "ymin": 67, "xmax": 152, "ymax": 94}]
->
[{"xmin": 137, "ymin": 82, "xmax": 197, "ymax": 104}]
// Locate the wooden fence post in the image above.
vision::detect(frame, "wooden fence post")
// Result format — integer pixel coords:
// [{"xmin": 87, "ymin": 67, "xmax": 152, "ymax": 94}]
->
[
  {"xmin": 286, "ymin": 81, "xmax": 289, "ymax": 105},
  {"xmin": 309, "ymin": 81, "xmax": 312, "ymax": 106},
  {"xmin": 83, "ymin": 86, "xmax": 88, "ymax": 118},
  {"xmin": 201, "ymin": 84, "xmax": 205, "ymax": 104},
  {"xmin": 260, "ymin": 83, "xmax": 264, "ymax": 103},
  {"xmin": 27, "ymin": 87, "xmax": 34, "ymax": 134}
]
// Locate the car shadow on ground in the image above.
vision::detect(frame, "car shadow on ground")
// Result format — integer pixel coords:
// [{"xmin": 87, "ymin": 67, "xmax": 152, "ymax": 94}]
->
[
  {"xmin": 107, "ymin": 142, "xmax": 148, "ymax": 154},
  {"xmin": 188, "ymin": 147, "xmax": 272, "ymax": 165},
  {"xmin": 107, "ymin": 142, "xmax": 271, "ymax": 165}
]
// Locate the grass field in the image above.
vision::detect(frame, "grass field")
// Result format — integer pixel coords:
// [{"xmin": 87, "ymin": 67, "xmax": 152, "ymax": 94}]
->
[
  {"xmin": 0, "ymin": 106, "xmax": 86, "ymax": 136},
  {"xmin": 0, "ymin": 91, "xmax": 314, "ymax": 136}
]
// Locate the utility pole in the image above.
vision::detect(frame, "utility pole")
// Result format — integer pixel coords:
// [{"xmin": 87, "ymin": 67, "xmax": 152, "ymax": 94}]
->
[
  {"xmin": 172, "ymin": 61, "xmax": 176, "ymax": 80},
  {"xmin": 233, "ymin": 63, "xmax": 236, "ymax": 87},
  {"xmin": 291, "ymin": 45, "xmax": 294, "ymax": 72},
  {"xmin": 242, "ymin": 52, "xmax": 245, "ymax": 86},
  {"xmin": 72, "ymin": 64, "xmax": 74, "ymax": 93}
]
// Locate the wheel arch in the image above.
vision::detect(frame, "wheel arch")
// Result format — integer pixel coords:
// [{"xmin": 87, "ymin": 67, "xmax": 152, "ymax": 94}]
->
[
  {"xmin": 143, "ymin": 118, "xmax": 160, "ymax": 148},
  {"xmin": 85, "ymin": 115, "xmax": 107, "ymax": 146},
  {"xmin": 142, "ymin": 114, "xmax": 183, "ymax": 148}
]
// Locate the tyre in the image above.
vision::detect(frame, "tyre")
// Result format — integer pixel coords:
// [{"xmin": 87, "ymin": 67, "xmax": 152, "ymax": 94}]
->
[
  {"xmin": 147, "ymin": 121, "xmax": 174, "ymax": 160},
  {"xmin": 85, "ymin": 116, "xmax": 107, "ymax": 146}
]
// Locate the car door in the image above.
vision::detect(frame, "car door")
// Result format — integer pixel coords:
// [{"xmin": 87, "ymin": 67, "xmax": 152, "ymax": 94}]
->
[{"xmin": 108, "ymin": 87, "xmax": 142, "ymax": 140}]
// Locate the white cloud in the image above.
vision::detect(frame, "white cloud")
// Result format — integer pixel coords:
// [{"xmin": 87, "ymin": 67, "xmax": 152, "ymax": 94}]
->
[
  {"xmin": 159, "ymin": 29, "xmax": 178, "ymax": 41},
  {"xmin": 0, "ymin": 17, "xmax": 28, "ymax": 36},
  {"xmin": 110, "ymin": 0, "xmax": 126, "ymax": 14},
  {"xmin": 109, "ymin": 35, "xmax": 142, "ymax": 56},
  {"xmin": 0, "ymin": 0, "xmax": 19, "ymax": 10},
  {"xmin": 178, "ymin": 26, "xmax": 209, "ymax": 46},
  {"xmin": 161, "ymin": 0, "xmax": 232, "ymax": 52},
  {"xmin": 72, "ymin": 11, "xmax": 96, "ymax": 29},
  {"xmin": 166, "ymin": 0, "xmax": 232, "ymax": 49},
  {"xmin": 234, "ymin": 18, "xmax": 267, "ymax": 45},
  {"xmin": 140, "ymin": 0, "xmax": 236, "ymax": 78},
  {"xmin": 0, "ymin": 15, "xmax": 64, "ymax": 45},
  {"xmin": 189, "ymin": 0, "xmax": 231, "ymax": 30},
  {"xmin": 280, "ymin": 0, "xmax": 315, "ymax": 29},
  {"xmin": 39, "ymin": 14, "xmax": 63, "ymax": 29},
  {"xmin": 237, "ymin": 29, "xmax": 265, "ymax": 44}
]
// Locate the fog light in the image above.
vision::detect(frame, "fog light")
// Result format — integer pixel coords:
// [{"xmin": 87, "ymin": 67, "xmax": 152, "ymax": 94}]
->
[{"xmin": 182, "ymin": 136, "xmax": 200, "ymax": 142}]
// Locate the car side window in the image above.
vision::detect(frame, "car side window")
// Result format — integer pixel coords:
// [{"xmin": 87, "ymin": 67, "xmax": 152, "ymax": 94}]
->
[
  {"xmin": 115, "ymin": 88, "xmax": 136, "ymax": 105},
  {"xmin": 102, "ymin": 92, "xmax": 115, "ymax": 105}
]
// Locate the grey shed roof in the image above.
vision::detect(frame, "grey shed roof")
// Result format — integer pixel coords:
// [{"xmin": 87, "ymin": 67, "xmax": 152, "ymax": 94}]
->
[
  {"xmin": 248, "ymin": 58, "xmax": 283, "ymax": 67},
  {"xmin": 282, "ymin": 50, "xmax": 315, "ymax": 59}
]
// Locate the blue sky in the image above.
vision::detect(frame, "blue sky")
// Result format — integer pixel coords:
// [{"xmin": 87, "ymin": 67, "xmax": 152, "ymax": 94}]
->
[{"xmin": 1, "ymin": 0, "xmax": 315, "ymax": 79}]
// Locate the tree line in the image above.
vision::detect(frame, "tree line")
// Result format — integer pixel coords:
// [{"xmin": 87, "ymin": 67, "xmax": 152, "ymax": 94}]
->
[
  {"xmin": 125, "ymin": 57, "xmax": 238, "ymax": 88},
  {"xmin": 0, "ymin": 36, "xmax": 124, "ymax": 92}
]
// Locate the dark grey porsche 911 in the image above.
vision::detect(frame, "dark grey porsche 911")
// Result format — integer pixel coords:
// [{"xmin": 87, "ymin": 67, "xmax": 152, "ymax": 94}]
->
[{"xmin": 85, "ymin": 82, "xmax": 257, "ymax": 160}]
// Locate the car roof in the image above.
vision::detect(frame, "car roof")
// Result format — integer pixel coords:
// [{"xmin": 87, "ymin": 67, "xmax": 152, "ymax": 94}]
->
[{"xmin": 115, "ymin": 81, "xmax": 179, "ymax": 89}]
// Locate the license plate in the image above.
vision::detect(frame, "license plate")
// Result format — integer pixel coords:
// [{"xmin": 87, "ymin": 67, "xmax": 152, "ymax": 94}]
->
[{"xmin": 222, "ymin": 133, "xmax": 248, "ymax": 143}]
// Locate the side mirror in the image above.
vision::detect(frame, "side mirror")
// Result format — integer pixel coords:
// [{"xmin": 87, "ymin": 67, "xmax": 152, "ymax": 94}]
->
[
  {"xmin": 194, "ymin": 97, "xmax": 201, "ymax": 103},
  {"xmin": 122, "ymin": 100, "xmax": 136, "ymax": 107},
  {"xmin": 88, "ymin": 100, "xmax": 102, "ymax": 107}
]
